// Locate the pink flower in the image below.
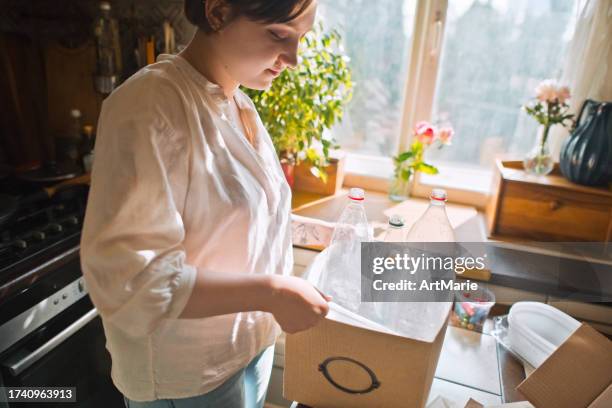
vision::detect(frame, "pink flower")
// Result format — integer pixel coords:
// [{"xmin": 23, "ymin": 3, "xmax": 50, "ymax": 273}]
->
[
  {"xmin": 437, "ymin": 126, "xmax": 454, "ymax": 145},
  {"xmin": 535, "ymin": 79, "xmax": 558, "ymax": 102},
  {"xmin": 534, "ymin": 79, "xmax": 571, "ymax": 104},
  {"xmin": 414, "ymin": 121, "xmax": 435, "ymax": 145},
  {"xmin": 557, "ymin": 86, "xmax": 571, "ymax": 103}
]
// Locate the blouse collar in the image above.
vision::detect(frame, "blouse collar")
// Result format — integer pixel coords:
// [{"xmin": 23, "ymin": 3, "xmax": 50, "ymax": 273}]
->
[{"xmin": 158, "ymin": 53, "xmax": 233, "ymax": 108}]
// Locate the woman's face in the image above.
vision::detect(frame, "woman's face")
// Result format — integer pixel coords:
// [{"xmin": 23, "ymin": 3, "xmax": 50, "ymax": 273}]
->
[{"xmin": 214, "ymin": 1, "xmax": 317, "ymax": 90}]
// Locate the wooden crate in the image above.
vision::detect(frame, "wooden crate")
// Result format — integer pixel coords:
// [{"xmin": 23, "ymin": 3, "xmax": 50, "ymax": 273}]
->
[{"xmin": 486, "ymin": 160, "xmax": 612, "ymax": 242}]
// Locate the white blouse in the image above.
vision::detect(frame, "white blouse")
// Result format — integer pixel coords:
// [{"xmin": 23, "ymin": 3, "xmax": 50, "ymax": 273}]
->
[{"xmin": 80, "ymin": 53, "xmax": 293, "ymax": 401}]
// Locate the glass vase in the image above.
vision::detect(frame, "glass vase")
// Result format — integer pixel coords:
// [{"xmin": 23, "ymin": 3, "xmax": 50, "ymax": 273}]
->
[
  {"xmin": 523, "ymin": 125, "xmax": 554, "ymax": 176},
  {"xmin": 388, "ymin": 174, "xmax": 412, "ymax": 202}
]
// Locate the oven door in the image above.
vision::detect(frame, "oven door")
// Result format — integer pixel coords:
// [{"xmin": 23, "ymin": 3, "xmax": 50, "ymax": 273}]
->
[{"xmin": 0, "ymin": 297, "xmax": 124, "ymax": 407}]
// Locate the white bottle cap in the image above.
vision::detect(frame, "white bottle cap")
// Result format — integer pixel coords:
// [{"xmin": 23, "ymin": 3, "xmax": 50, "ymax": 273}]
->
[
  {"xmin": 388, "ymin": 214, "xmax": 404, "ymax": 227},
  {"xmin": 100, "ymin": 2, "xmax": 111, "ymax": 11},
  {"xmin": 70, "ymin": 109, "xmax": 82, "ymax": 118},
  {"xmin": 430, "ymin": 188, "xmax": 447, "ymax": 201},
  {"xmin": 348, "ymin": 188, "xmax": 365, "ymax": 201}
]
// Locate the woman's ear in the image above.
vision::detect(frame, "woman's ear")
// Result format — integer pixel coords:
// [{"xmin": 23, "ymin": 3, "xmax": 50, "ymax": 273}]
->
[{"xmin": 204, "ymin": 0, "xmax": 233, "ymax": 32}]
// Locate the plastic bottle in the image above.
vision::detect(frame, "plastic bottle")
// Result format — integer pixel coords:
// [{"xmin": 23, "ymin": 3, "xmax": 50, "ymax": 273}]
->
[
  {"xmin": 321, "ymin": 188, "xmax": 371, "ymax": 314},
  {"xmin": 383, "ymin": 214, "xmax": 406, "ymax": 242},
  {"xmin": 406, "ymin": 188, "xmax": 455, "ymax": 242},
  {"xmin": 63, "ymin": 109, "xmax": 82, "ymax": 165},
  {"xmin": 329, "ymin": 188, "xmax": 371, "ymax": 245},
  {"xmin": 70, "ymin": 109, "xmax": 82, "ymax": 140},
  {"xmin": 93, "ymin": 1, "xmax": 121, "ymax": 94},
  {"xmin": 378, "ymin": 191, "xmax": 456, "ymax": 336},
  {"xmin": 81, "ymin": 125, "xmax": 95, "ymax": 173}
]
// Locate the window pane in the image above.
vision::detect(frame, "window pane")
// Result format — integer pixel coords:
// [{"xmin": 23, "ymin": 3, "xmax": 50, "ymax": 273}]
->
[
  {"xmin": 317, "ymin": 0, "xmax": 417, "ymax": 157},
  {"xmin": 427, "ymin": 0, "xmax": 578, "ymax": 168}
]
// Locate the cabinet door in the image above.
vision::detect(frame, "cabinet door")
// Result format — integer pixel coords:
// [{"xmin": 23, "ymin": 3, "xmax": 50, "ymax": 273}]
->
[{"xmin": 497, "ymin": 182, "xmax": 611, "ymax": 241}]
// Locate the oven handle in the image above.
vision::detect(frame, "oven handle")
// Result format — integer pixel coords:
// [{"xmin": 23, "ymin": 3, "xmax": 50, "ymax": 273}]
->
[{"xmin": 2, "ymin": 308, "xmax": 99, "ymax": 376}]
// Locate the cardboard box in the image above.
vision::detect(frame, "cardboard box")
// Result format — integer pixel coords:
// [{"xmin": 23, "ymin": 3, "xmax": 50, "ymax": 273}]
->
[
  {"xmin": 427, "ymin": 396, "xmax": 534, "ymax": 408},
  {"xmin": 284, "ymin": 302, "xmax": 451, "ymax": 408},
  {"xmin": 284, "ymin": 246, "xmax": 452, "ymax": 408},
  {"xmin": 516, "ymin": 323, "xmax": 612, "ymax": 408},
  {"xmin": 427, "ymin": 322, "xmax": 611, "ymax": 408}
]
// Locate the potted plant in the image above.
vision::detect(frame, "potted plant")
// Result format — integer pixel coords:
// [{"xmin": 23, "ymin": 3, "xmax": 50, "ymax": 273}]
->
[
  {"xmin": 243, "ymin": 23, "xmax": 353, "ymax": 188},
  {"xmin": 389, "ymin": 121, "xmax": 454, "ymax": 202}
]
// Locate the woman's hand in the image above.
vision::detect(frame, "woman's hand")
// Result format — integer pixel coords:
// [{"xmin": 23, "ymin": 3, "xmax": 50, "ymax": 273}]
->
[{"xmin": 266, "ymin": 275, "xmax": 331, "ymax": 334}]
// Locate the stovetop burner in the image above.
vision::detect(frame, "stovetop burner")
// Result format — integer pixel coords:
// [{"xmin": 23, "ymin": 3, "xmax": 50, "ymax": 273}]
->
[{"xmin": 0, "ymin": 177, "xmax": 88, "ymax": 295}]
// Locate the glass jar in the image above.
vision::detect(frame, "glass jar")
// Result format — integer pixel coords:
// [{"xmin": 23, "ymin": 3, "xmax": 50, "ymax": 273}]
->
[
  {"xmin": 388, "ymin": 174, "xmax": 411, "ymax": 202},
  {"xmin": 523, "ymin": 125, "xmax": 554, "ymax": 176}
]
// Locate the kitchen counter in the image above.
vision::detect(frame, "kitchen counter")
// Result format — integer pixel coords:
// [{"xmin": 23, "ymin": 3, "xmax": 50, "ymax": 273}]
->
[{"xmin": 290, "ymin": 189, "xmax": 612, "ymax": 314}]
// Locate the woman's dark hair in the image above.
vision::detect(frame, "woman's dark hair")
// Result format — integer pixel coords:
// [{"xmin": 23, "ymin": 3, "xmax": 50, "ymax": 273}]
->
[{"xmin": 184, "ymin": 0, "xmax": 313, "ymax": 33}]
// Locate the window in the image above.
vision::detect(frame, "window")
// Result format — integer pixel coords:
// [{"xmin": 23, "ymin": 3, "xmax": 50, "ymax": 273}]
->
[
  {"xmin": 426, "ymin": 0, "xmax": 578, "ymax": 169},
  {"xmin": 317, "ymin": 0, "xmax": 418, "ymax": 157},
  {"xmin": 319, "ymin": 0, "xmax": 581, "ymax": 201}
]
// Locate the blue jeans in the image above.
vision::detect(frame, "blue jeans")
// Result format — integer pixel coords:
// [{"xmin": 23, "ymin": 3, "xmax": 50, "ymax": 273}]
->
[{"xmin": 124, "ymin": 345, "xmax": 275, "ymax": 408}]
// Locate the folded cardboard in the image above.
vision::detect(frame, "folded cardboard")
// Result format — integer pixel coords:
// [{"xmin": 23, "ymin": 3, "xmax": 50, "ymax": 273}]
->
[
  {"xmin": 516, "ymin": 323, "xmax": 612, "ymax": 408},
  {"xmin": 427, "ymin": 396, "xmax": 481, "ymax": 408},
  {"xmin": 427, "ymin": 396, "xmax": 534, "ymax": 408},
  {"xmin": 483, "ymin": 403, "xmax": 533, "ymax": 408}
]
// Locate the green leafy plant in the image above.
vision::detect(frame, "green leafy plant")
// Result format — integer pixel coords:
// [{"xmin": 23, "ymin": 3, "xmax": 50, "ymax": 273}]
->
[{"xmin": 243, "ymin": 23, "xmax": 353, "ymax": 181}]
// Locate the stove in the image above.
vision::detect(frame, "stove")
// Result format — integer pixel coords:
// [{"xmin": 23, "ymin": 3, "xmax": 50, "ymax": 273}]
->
[
  {"xmin": 0, "ymin": 182, "xmax": 87, "ymax": 300},
  {"xmin": 0, "ymin": 176, "xmax": 124, "ymax": 407}
]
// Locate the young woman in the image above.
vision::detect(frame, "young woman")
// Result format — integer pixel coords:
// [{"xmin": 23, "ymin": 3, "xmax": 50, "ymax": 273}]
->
[{"xmin": 80, "ymin": 1, "xmax": 332, "ymax": 407}]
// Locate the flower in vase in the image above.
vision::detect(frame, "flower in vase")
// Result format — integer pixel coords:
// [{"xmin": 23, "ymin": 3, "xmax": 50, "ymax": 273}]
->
[
  {"xmin": 535, "ymin": 79, "xmax": 559, "ymax": 102},
  {"xmin": 525, "ymin": 80, "xmax": 574, "ymax": 128},
  {"xmin": 415, "ymin": 121, "xmax": 436, "ymax": 145},
  {"xmin": 389, "ymin": 121, "xmax": 455, "ymax": 201},
  {"xmin": 534, "ymin": 79, "xmax": 572, "ymax": 105},
  {"xmin": 523, "ymin": 80, "xmax": 575, "ymax": 176},
  {"xmin": 437, "ymin": 127, "xmax": 454, "ymax": 145},
  {"xmin": 393, "ymin": 122, "xmax": 455, "ymax": 181},
  {"xmin": 557, "ymin": 86, "xmax": 571, "ymax": 104}
]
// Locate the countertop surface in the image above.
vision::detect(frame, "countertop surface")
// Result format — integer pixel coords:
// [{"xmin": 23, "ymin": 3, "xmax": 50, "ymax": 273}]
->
[{"xmin": 290, "ymin": 189, "xmax": 612, "ymax": 302}]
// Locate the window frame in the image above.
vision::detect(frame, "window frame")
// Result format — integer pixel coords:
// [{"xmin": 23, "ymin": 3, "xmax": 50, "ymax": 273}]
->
[{"xmin": 339, "ymin": 0, "xmax": 496, "ymax": 208}]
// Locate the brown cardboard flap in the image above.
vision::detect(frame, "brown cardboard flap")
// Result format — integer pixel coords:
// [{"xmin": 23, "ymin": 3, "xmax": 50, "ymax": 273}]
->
[
  {"xmin": 517, "ymin": 324, "xmax": 612, "ymax": 408},
  {"xmin": 464, "ymin": 398, "xmax": 484, "ymax": 408},
  {"xmin": 587, "ymin": 383, "xmax": 612, "ymax": 408},
  {"xmin": 284, "ymin": 315, "xmax": 449, "ymax": 408}
]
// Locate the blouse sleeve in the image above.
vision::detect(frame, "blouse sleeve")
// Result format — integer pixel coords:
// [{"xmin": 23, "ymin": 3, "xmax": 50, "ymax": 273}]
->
[{"xmin": 80, "ymin": 100, "xmax": 197, "ymax": 338}]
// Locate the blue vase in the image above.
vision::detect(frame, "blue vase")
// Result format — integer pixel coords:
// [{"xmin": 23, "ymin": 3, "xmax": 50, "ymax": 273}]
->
[{"xmin": 560, "ymin": 100, "xmax": 612, "ymax": 186}]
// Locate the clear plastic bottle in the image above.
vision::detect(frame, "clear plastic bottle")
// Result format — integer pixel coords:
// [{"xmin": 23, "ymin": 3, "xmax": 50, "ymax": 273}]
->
[
  {"xmin": 321, "ymin": 188, "xmax": 371, "ymax": 314},
  {"xmin": 384, "ymin": 189, "xmax": 456, "ymax": 336},
  {"xmin": 65, "ymin": 109, "xmax": 82, "ymax": 165},
  {"xmin": 93, "ymin": 1, "xmax": 121, "ymax": 94},
  {"xmin": 70, "ymin": 109, "xmax": 82, "ymax": 141},
  {"xmin": 406, "ymin": 189, "xmax": 455, "ymax": 242},
  {"xmin": 329, "ymin": 188, "xmax": 371, "ymax": 245},
  {"xmin": 383, "ymin": 214, "xmax": 406, "ymax": 242},
  {"xmin": 81, "ymin": 125, "xmax": 95, "ymax": 173}
]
